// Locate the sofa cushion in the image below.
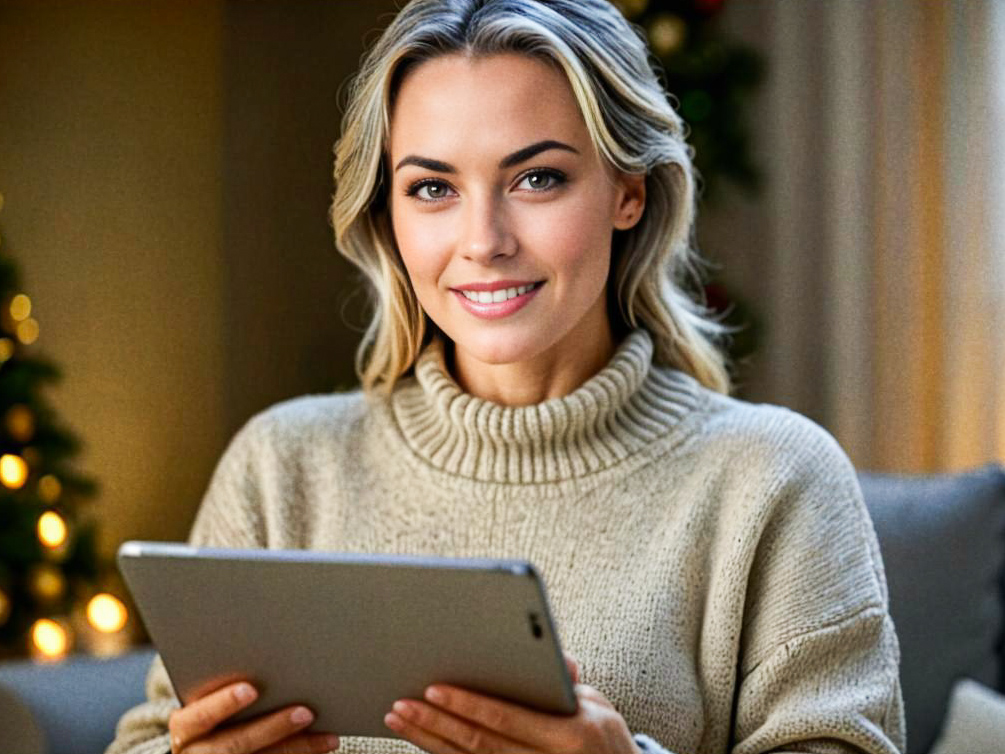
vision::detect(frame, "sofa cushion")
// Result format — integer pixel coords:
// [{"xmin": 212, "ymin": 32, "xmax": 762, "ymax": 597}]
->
[
  {"xmin": 928, "ymin": 678, "xmax": 1005, "ymax": 754},
  {"xmin": 0, "ymin": 647, "xmax": 156, "ymax": 754},
  {"xmin": 858, "ymin": 465, "xmax": 1005, "ymax": 754}
]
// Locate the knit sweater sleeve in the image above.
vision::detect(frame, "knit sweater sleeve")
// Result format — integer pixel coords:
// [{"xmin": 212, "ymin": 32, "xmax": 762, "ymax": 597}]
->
[
  {"xmin": 104, "ymin": 415, "xmax": 269, "ymax": 754},
  {"xmin": 728, "ymin": 413, "xmax": 906, "ymax": 754}
]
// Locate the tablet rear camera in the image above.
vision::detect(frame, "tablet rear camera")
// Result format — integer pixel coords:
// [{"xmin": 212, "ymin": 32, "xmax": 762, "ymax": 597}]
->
[{"xmin": 528, "ymin": 612, "xmax": 543, "ymax": 639}]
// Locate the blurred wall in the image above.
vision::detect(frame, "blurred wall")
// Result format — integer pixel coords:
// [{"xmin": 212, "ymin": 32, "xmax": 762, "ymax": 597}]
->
[
  {"xmin": 219, "ymin": 0, "xmax": 399, "ymax": 424},
  {"xmin": 0, "ymin": 0, "xmax": 227, "ymax": 560},
  {"xmin": 0, "ymin": 0, "xmax": 397, "ymax": 560}
]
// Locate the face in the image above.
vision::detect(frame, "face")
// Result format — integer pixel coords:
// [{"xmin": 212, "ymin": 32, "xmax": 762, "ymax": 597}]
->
[{"xmin": 387, "ymin": 53, "xmax": 644, "ymax": 381}]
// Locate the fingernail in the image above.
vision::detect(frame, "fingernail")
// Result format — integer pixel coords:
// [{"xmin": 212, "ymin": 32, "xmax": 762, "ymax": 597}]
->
[
  {"xmin": 385, "ymin": 711, "xmax": 404, "ymax": 730},
  {"xmin": 324, "ymin": 733, "xmax": 340, "ymax": 749},
  {"xmin": 291, "ymin": 706, "xmax": 314, "ymax": 724},
  {"xmin": 234, "ymin": 683, "xmax": 256, "ymax": 703},
  {"xmin": 425, "ymin": 686, "xmax": 445, "ymax": 704}
]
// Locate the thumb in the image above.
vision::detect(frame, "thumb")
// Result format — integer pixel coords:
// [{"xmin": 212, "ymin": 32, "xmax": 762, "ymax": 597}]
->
[{"xmin": 563, "ymin": 651, "xmax": 580, "ymax": 685}]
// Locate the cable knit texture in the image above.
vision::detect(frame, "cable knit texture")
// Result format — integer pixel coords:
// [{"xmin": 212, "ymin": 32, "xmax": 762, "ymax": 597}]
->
[{"xmin": 105, "ymin": 330, "xmax": 905, "ymax": 754}]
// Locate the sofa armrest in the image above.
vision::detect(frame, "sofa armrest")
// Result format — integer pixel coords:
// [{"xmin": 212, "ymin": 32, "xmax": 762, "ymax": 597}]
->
[
  {"xmin": 0, "ymin": 646, "xmax": 157, "ymax": 754},
  {"xmin": 858, "ymin": 464, "xmax": 1005, "ymax": 754}
]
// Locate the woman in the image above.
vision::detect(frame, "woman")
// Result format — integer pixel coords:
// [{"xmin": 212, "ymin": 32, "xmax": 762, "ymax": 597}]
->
[{"xmin": 107, "ymin": 1, "xmax": 905, "ymax": 753}]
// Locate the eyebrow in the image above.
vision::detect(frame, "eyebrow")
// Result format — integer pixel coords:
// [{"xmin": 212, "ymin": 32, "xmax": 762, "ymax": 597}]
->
[{"xmin": 393, "ymin": 139, "xmax": 579, "ymax": 173}]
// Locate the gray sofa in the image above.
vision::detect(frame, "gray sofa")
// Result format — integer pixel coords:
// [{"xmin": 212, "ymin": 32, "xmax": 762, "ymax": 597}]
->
[{"xmin": 1, "ymin": 465, "xmax": 1003, "ymax": 754}]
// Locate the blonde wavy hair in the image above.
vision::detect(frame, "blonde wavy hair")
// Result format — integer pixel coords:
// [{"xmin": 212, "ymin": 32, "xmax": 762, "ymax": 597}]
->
[{"xmin": 331, "ymin": 0, "xmax": 731, "ymax": 395}]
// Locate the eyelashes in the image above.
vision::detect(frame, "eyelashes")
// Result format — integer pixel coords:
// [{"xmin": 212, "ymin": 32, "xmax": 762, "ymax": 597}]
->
[{"xmin": 403, "ymin": 168, "xmax": 568, "ymax": 204}]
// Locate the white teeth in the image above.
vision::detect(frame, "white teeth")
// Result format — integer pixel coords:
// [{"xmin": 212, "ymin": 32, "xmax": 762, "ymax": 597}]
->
[{"xmin": 461, "ymin": 283, "xmax": 537, "ymax": 303}]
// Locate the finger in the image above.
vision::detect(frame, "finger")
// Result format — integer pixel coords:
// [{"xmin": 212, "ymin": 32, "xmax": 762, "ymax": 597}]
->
[
  {"xmin": 384, "ymin": 707, "xmax": 478, "ymax": 754},
  {"xmin": 417, "ymin": 685, "xmax": 570, "ymax": 749},
  {"xmin": 575, "ymin": 682, "xmax": 615, "ymax": 709},
  {"xmin": 257, "ymin": 731, "xmax": 341, "ymax": 754},
  {"xmin": 388, "ymin": 699, "xmax": 535, "ymax": 754},
  {"xmin": 169, "ymin": 682, "xmax": 259, "ymax": 751},
  {"xmin": 185, "ymin": 704, "xmax": 318, "ymax": 754},
  {"xmin": 563, "ymin": 652, "xmax": 580, "ymax": 685}
]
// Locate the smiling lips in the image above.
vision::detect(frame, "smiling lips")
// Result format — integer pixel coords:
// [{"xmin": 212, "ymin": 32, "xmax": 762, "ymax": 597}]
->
[{"xmin": 451, "ymin": 280, "xmax": 544, "ymax": 319}]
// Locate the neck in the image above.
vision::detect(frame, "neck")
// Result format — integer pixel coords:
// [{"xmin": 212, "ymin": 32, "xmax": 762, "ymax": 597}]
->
[{"xmin": 449, "ymin": 316, "xmax": 615, "ymax": 407}]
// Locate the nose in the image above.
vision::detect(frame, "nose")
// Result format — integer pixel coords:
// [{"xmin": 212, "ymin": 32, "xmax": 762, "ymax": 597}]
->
[{"xmin": 460, "ymin": 193, "xmax": 516, "ymax": 264}]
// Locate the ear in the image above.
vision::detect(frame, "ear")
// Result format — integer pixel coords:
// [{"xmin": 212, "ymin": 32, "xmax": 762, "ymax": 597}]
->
[{"xmin": 612, "ymin": 171, "xmax": 646, "ymax": 230}]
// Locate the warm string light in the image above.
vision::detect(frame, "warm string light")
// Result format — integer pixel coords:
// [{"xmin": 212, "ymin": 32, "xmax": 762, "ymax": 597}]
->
[
  {"xmin": 31, "ymin": 617, "xmax": 71, "ymax": 661},
  {"xmin": 1, "ymin": 293, "xmax": 39, "ymax": 345},
  {"xmin": 15, "ymin": 318, "xmax": 39, "ymax": 345},
  {"xmin": 37, "ymin": 510, "xmax": 68, "ymax": 548},
  {"xmin": 0, "ymin": 453, "xmax": 28, "ymax": 489},
  {"xmin": 9, "ymin": 293, "xmax": 31, "ymax": 321},
  {"xmin": 0, "ymin": 337, "xmax": 13, "ymax": 363},
  {"xmin": 87, "ymin": 594, "xmax": 128, "ymax": 633}
]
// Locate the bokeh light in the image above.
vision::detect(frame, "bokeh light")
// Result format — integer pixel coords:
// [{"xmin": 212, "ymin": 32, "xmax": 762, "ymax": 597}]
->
[
  {"xmin": 9, "ymin": 293, "xmax": 31, "ymax": 321},
  {"xmin": 37, "ymin": 511, "xmax": 68, "ymax": 548},
  {"xmin": 87, "ymin": 594, "xmax": 128, "ymax": 633},
  {"xmin": 648, "ymin": 13, "xmax": 687, "ymax": 57},
  {"xmin": 0, "ymin": 453, "xmax": 28, "ymax": 489},
  {"xmin": 16, "ymin": 317, "xmax": 39, "ymax": 345},
  {"xmin": 31, "ymin": 618, "xmax": 70, "ymax": 660}
]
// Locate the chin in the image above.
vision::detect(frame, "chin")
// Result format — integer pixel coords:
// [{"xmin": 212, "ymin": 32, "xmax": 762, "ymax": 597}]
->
[{"xmin": 453, "ymin": 329, "xmax": 549, "ymax": 367}]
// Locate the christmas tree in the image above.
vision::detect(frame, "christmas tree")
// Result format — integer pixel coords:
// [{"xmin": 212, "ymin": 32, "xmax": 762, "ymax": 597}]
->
[
  {"xmin": 615, "ymin": 0, "xmax": 765, "ymax": 384},
  {"xmin": 614, "ymin": 0, "xmax": 765, "ymax": 204},
  {"xmin": 0, "ymin": 192, "xmax": 128, "ymax": 662}
]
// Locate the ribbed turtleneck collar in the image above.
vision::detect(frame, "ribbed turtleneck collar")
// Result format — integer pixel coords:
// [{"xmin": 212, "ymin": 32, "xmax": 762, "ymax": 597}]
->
[{"xmin": 389, "ymin": 329, "xmax": 701, "ymax": 484}]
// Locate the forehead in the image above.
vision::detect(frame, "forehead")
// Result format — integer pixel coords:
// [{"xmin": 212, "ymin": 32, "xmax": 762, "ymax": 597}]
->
[{"xmin": 388, "ymin": 53, "xmax": 589, "ymax": 162}]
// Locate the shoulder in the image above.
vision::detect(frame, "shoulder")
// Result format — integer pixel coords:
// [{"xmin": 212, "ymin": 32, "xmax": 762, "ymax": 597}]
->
[
  {"xmin": 666, "ymin": 369, "xmax": 858, "ymax": 494},
  {"xmin": 224, "ymin": 389, "xmax": 373, "ymax": 464},
  {"xmin": 651, "ymin": 369, "xmax": 864, "ymax": 518},
  {"xmin": 248, "ymin": 388, "xmax": 370, "ymax": 435}
]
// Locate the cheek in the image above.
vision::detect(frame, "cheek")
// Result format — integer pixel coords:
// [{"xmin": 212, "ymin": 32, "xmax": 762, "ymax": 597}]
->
[
  {"xmin": 391, "ymin": 211, "xmax": 447, "ymax": 292},
  {"xmin": 532, "ymin": 192, "xmax": 615, "ymax": 283}
]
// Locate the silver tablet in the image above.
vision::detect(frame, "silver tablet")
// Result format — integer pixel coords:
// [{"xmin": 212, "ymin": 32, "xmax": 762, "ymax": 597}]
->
[{"xmin": 116, "ymin": 541, "xmax": 577, "ymax": 737}]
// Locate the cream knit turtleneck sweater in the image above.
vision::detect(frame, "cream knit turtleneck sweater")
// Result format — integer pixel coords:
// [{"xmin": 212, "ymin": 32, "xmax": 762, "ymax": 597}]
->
[{"xmin": 106, "ymin": 330, "xmax": 905, "ymax": 754}]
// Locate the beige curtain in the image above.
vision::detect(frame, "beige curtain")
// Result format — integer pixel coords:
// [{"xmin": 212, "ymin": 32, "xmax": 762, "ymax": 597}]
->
[{"xmin": 724, "ymin": 0, "xmax": 1005, "ymax": 473}]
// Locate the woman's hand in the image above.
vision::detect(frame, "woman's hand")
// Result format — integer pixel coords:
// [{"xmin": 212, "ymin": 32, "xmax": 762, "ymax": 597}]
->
[
  {"xmin": 167, "ymin": 681, "xmax": 340, "ymax": 754},
  {"xmin": 383, "ymin": 654, "xmax": 640, "ymax": 754}
]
